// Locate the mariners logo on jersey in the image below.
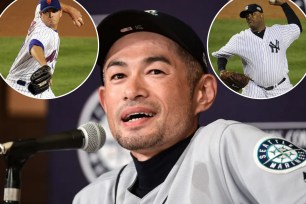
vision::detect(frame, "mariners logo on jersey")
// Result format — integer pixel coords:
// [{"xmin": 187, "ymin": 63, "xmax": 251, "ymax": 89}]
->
[{"xmin": 254, "ymin": 137, "xmax": 306, "ymax": 173}]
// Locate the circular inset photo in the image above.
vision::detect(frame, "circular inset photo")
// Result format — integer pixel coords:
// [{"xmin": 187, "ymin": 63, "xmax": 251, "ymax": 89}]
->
[
  {"xmin": 208, "ymin": 0, "xmax": 305, "ymax": 99},
  {"xmin": 0, "ymin": 0, "xmax": 98, "ymax": 99}
]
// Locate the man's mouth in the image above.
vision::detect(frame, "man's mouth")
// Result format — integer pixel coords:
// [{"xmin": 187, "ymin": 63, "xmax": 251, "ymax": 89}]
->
[{"xmin": 122, "ymin": 112, "xmax": 155, "ymax": 122}]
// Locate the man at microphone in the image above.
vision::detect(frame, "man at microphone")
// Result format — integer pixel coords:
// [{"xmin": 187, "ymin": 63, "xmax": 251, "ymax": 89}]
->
[{"xmin": 74, "ymin": 10, "xmax": 306, "ymax": 203}]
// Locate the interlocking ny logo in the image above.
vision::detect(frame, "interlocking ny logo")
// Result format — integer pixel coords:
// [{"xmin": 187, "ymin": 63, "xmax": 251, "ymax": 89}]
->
[{"xmin": 269, "ymin": 40, "xmax": 280, "ymax": 53}]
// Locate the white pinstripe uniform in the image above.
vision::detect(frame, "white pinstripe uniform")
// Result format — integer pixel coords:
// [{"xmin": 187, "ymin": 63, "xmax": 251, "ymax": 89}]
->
[
  {"xmin": 6, "ymin": 5, "xmax": 60, "ymax": 99},
  {"xmin": 212, "ymin": 24, "xmax": 300, "ymax": 99}
]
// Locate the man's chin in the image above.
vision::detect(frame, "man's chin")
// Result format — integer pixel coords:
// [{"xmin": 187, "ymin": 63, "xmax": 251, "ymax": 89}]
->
[
  {"xmin": 116, "ymin": 131, "xmax": 163, "ymax": 151},
  {"xmin": 46, "ymin": 22, "xmax": 56, "ymax": 29}
]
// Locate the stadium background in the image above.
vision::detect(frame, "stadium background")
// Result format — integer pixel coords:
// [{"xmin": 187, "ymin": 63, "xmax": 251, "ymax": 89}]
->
[{"xmin": 0, "ymin": 0, "xmax": 305, "ymax": 203}]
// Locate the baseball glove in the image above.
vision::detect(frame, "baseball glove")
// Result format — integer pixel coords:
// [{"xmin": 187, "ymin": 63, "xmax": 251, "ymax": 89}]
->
[
  {"xmin": 28, "ymin": 65, "xmax": 52, "ymax": 95},
  {"xmin": 220, "ymin": 70, "xmax": 250, "ymax": 92}
]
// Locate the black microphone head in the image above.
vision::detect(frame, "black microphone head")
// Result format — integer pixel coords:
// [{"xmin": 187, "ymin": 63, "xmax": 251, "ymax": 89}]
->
[{"xmin": 78, "ymin": 122, "xmax": 106, "ymax": 153}]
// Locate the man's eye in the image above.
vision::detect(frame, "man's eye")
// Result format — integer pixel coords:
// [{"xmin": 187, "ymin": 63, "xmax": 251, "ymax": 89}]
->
[
  {"xmin": 111, "ymin": 73, "xmax": 125, "ymax": 80},
  {"xmin": 149, "ymin": 69, "xmax": 164, "ymax": 75}
]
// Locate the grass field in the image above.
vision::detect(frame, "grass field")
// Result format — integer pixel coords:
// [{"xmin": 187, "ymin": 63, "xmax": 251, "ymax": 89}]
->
[
  {"xmin": 208, "ymin": 19, "xmax": 306, "ymax": 85},
  {"xmin": 0, "ymin": 37, "xmax": 98, "ymax": 97}
]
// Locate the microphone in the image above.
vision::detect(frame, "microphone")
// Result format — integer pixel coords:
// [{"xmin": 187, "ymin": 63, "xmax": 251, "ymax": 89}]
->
[
  {"xmin": 1, "ymin": 122, "xmax": 106, "ymax": 204},
  {"xmin": 0, "ymin": 122, "xmax": 106, "ymax": 157}
]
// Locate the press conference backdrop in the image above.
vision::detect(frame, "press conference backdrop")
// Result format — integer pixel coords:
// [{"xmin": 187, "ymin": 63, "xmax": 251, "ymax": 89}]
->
[{"xmin": 0, "ymin": 0, "xmax": 305, "ymax": 203}]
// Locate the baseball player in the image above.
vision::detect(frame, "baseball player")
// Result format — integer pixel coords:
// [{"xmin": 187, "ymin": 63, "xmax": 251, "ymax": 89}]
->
[
  {"xmin": 6, "ymin": 0, "xmax": 83, "ymax": 99},
  {"xmin": 73, "ymin": 10, "xmax": 306, "ymax": 204},
  {"xmin": 212, "ymin": 0, "xmax": 302, "ymax": 99}
]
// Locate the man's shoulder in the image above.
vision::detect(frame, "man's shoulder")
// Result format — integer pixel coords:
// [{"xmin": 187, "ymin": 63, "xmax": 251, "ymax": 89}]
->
[
  {"xmin": 73, "ymin": 163, "xmax": 135, "ymax": 203},
  {"xmin": 35, "ymin": 21, "xmax": 54, "ymax": 32},
  {"xmin": 196, "ymin": 119, "xmax": 266, "ymax": 146},
  {"xmin": 196, "ymin": 119, "xmax": 290, "ymax": 163},
  {"xmin": 199, "ymin": 119, "xmax": 259, "ymax": 134},
  {"xmin": 27, "ymin": 21, "xmax": 59, "ymax": 42},
  {"xmin": 76, "ymin": 169, "xmax": 119, "ymax": 194},
  {"xmin": 229, "ymin": 29, "xmax": 252, "ymax": 41},
  {"xmin": 270, "ymin": 23, "xmax": 299, "ymax": 31},
  {"xmin": 28, "ymin": 20, "xmax": 51, "ymax": 35}
]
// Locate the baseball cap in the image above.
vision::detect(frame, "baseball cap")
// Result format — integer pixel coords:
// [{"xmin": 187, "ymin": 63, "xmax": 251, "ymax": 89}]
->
[
  {"xmin": 240, "ymin": 4, "xmax": 263, "ymax": 18},
  {"xmin": 97, "ymin": 9, "xmax": 208, "ymax": 85},
  {"xmin": 40, "ymin": 0, "xmax": 61, "ymax": 13}
]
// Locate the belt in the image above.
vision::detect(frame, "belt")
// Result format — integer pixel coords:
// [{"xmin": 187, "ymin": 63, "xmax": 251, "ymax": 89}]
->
[
  {"xmin": 257, "ymin": 78, "xmax": 286, "ymax": 91},
  {"xmin": 17, "ymin": 80, "xmax": 26, "ymax": 86}
]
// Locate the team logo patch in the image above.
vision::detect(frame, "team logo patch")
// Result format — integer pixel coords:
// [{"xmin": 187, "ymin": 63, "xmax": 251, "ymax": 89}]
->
[{"xmin": 254, "ymin": 137, "xmax": 306, "ymax": 173}]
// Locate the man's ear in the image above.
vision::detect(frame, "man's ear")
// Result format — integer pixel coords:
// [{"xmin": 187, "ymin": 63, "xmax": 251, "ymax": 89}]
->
[
  {"xmin": 98, "ymin": 86, "xmax": 107, "ymax": 113},
  {"xmin": 194, "ymin": 74, "xmax": 217, "ymax": 114}
]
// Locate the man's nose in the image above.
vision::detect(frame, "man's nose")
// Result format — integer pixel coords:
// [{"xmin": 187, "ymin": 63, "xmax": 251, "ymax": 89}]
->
[
  {"xmin": 123, "ymin": 76, "xmax": 148, "ymax": 101},
  {"xmin": 47, "ymin": 11, "xmax": 54, "ymax": 18}
]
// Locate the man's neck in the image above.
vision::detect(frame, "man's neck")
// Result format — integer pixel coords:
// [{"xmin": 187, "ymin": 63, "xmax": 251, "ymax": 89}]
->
[
  {"xmin": 131, "ymin": 141, "xmax": 187, "ymax": 161},
  {"xmin": 130, "ymin": 133, "xmax": 195, "ymax": 198},
  {"xmin": 251, "ymin": 26, "xmax": 266, "ymax": 33},
  {"xmin": 251, "ymin": 27, "xmax": 266, "ymax": 39},
  {"xmin": 131, "ymin": 123, "xmax": 199, "ymax": 161}
]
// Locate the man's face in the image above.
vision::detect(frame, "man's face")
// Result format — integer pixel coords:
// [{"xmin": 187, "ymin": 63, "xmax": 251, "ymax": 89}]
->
[
  {"xmin": 245, "ymin": 11, "xmax": 264, "ymax": 31},
  {"xmin": 99, "ymin": 32, "xmax": 201, "ymax": 159},
  {"xmin": 40, "ymin": 8, "xmax": 62, "ymax": 30}
]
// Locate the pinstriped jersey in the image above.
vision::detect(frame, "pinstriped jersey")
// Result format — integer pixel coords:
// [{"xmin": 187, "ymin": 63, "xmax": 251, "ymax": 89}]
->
[
  {"xmin": 212, "ymin": 24, "xmax": 300, "ymax": 87},
  {"xmin": 73, "ymin": 120, "xmax": 306, "ymax": 204},
  {"xmin": 6, "ymin": 5, "xmax": 60, "ymax": 83}
]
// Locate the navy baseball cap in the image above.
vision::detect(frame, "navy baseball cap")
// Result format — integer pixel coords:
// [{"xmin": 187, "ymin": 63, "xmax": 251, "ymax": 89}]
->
[
  {"xmin": 40, "ymin": 0, "xmax": 61, "ymax": 13},
  {"xmin": 97, "ymin": 9, "xmax": 208, "ymax": 85},
  {"xmin": 240, "ymin": 4, "xmax": 263, "ymax": 18}
]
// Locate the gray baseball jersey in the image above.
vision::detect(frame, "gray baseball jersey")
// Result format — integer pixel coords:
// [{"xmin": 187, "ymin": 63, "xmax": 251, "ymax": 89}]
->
[
  {"xmin": 73, "ymin": 119, "xmax": 306, "ymax": 204},
  {"xmin": 6, "ymin": 5, "xmax": 59, "ymax": 99},
  {"xmin": 212, "ymin": 24, "xmax": 300, "ymax": 98}
]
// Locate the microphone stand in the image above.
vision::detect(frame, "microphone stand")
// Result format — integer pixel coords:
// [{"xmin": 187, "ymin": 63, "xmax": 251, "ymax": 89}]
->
[
  {"xmin": 1, "ymin": 141, "xmax": 37, "ymax": 204},
  {"xmin": 4, "ymin": 167, "xmax": 22, "ymax": 204}
]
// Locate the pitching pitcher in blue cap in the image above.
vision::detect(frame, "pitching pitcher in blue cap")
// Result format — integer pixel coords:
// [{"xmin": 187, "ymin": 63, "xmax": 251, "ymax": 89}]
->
[{"xmin": 6, "ymin": 0, "xmax": 83, "ymax": 99}]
